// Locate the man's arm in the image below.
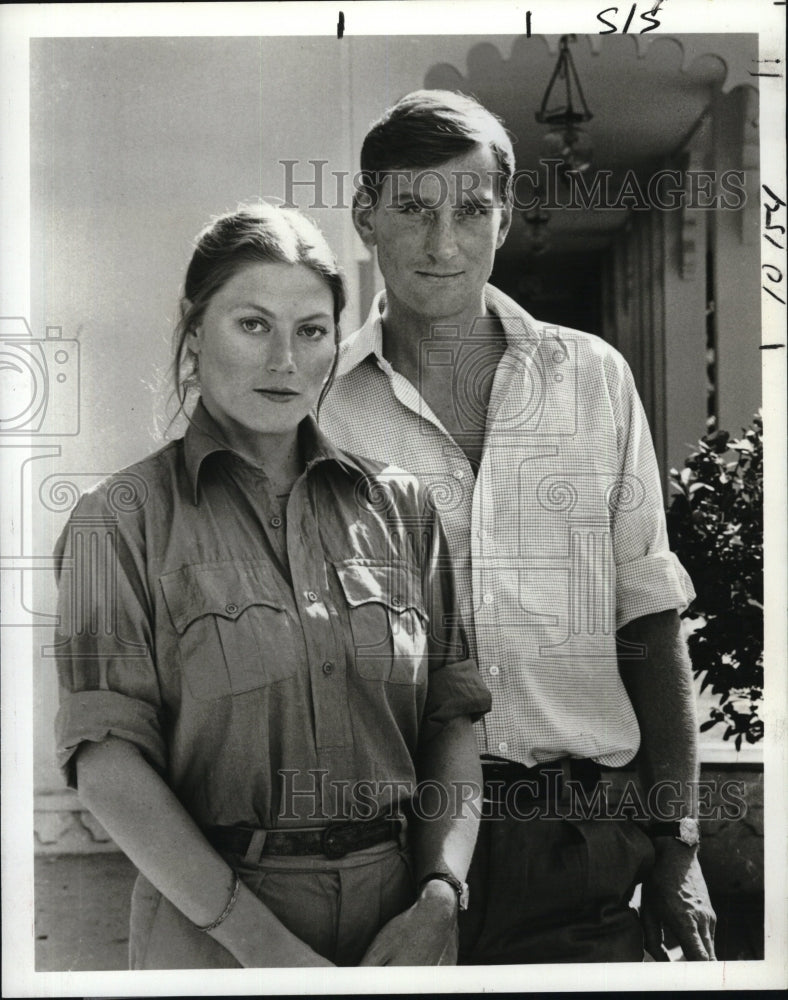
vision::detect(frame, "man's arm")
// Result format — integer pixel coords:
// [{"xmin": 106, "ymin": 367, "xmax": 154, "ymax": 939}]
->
[
  {"xmin": 359, "ymin": 715, "xmax": 483, "ymax": 966},
  {"xmin": 618, "ymin": 609, "xmax": 716, "ymax": 961}
]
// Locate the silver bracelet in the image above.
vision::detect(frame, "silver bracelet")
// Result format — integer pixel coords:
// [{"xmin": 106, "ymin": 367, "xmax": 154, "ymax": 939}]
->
[{"xmin": 195, "ymin": 871, "xmax": 241, "ymax": 933}]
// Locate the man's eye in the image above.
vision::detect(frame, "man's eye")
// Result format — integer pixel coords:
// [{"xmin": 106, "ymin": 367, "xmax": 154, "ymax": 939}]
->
[
  {"xmin": 399, "ymin": 203, "xmax": 425, "ymax": 214},
  {"xmin": 299, "ymin": 324, "xmax": 330, "ymax": 340},
  {"xmin": 460, "ymin": 203, "xmax": 487, "ymax": 216},
  {"xmin": 240, "ymin": 318, "xmax": 267, "ymax": 334}
]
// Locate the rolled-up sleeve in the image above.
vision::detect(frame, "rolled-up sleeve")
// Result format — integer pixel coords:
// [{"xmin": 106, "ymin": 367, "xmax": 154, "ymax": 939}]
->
[
  {"xmin": 418, "ymin": 493, "xmax": 491, "ymax": 745},
  {"xmin": 609, "ymin": 356, "xmax": 696, "ymax": 629},
  {"xmin": 53, "ymin": 490, "xmax": 166, "ymax": 787}
]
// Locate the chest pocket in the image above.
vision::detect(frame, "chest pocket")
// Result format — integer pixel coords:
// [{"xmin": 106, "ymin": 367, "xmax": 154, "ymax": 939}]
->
[
  {"xmin": 334, "ymin": 561, "xmax": 429, "ymax": 685},
  {"xmin": 160, "ymin": 561, "xmax": 297, "ymax": 700}
]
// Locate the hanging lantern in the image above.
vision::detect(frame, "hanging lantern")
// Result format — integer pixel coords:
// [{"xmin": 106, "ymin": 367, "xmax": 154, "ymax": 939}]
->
[{"xmin": 536, "ymin": 35, "xmax": 594, "ymax": 179}]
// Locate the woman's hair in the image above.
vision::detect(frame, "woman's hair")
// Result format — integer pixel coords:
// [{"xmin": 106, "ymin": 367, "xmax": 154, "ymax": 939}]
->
[
  {"xmin": 357, "ymin": 89, "xmax": 515, "ymax": 207},
  {"xmin": 173, "ymin": 203, "xmax": 346, "ymax": 417}
]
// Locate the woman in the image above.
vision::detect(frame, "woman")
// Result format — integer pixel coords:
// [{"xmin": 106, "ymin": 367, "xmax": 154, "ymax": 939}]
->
[{"xmin": 53, "ymin": 204, "xmax": 490, "ymax": 969}]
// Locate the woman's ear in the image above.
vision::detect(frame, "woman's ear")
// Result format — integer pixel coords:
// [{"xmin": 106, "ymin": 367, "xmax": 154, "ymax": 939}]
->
[{"xmin": 182, "ymin": 299, "xmax": 201, "ymax": 353}]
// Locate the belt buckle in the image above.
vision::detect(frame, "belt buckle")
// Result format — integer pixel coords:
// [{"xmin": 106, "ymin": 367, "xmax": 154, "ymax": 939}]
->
[{"xmin": 321, "ymin": 822, "xmax": 352, "ymax": 860}]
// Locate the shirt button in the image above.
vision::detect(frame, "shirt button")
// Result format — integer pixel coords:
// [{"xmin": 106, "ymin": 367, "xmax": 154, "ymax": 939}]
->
[
  {"xmin": 498, "ymin": 741, "xmax": 509, "ymax": 754},
  {"xmin": 489, "ymin": 665, "xmax": 500, "ymax": 677},
  {"xmin": 225, "ymin": 603, "xmax": 238, "ymax": 615},
  {"xmin": 478, "ymin": 529, "xmax": 488, "ymax": 540},
  {"xmin": 482, "ymin": 593, "xmax": 494, "ymax": 605},
  {"xmin": 270, "ymin": 516, "xmax": 282, "ymax": 528},
  {"xmin": 307, "ymin": 591, "xmax": 319, "ymax": 602},
  {"xmin": 322, "ymin": 661, "xmax": 334, "ymax": 676}
]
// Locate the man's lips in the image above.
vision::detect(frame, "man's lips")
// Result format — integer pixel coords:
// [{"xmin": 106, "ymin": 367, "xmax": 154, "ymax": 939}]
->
[{"xmin": 416, "ymin": 270, "xmax": 465, "ymax": 280}]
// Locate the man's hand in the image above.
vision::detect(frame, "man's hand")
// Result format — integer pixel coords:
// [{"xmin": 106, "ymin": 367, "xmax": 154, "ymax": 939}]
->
[
  {"xmin": 359, "ymin": 880, "xmax": 458, "ymax": 966},
  {"xmin": 641, "ymin": 843, "xmax": 716, "ymax": 960}
]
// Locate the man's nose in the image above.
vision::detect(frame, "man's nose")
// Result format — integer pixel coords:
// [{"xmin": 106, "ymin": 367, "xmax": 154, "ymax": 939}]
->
[
  {"xmin": 266, "ymin": 334, "xmax": 296, "ymax": 372},
  {"xmin": 425, "ymin": 212, "xmax": 459, "ymax": 262}
]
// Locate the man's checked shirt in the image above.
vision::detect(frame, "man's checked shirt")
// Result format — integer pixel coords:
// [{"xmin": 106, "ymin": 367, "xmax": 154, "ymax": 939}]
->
[{"xmin": 320, "ymin": 283, "xmax": 695, "ymax": 768}]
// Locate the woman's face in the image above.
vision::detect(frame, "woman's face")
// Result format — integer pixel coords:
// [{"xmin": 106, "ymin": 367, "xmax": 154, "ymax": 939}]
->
[{"xmin": 186, "ymin": 261, "xmax": 336, "ymax": 456}]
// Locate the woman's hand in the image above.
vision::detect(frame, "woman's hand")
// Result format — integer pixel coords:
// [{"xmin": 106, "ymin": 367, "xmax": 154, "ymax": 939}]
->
[{"xmin": 359, "ymin": 879, "xmax": 458, "ymax": 966}]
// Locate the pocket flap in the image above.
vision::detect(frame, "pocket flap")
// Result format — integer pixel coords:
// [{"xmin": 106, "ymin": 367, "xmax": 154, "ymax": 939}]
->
[
  {"xmin": 334, "ymin": 561, "xmax": 427, "ymax": 619},
  {"xmin": 160, "ymin": 561, "xmax": 286, "ymax": 635}
]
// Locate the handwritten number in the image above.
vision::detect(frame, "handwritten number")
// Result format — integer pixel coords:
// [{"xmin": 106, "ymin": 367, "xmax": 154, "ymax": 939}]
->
[{"xmin": 763, "ymin": 185, "xmax": 787, "ymax": 210}]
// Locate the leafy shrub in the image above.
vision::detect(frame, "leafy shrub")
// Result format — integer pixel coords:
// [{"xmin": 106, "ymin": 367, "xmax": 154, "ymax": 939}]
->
[{"xmin": 665, "ymin": 413, "xmax": 763, "ymax": 748}]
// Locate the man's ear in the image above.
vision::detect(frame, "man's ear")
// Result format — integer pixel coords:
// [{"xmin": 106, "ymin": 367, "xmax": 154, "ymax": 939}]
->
[
  {"xmin": 496, "ymin": 200, "xmax": 513, "ymax": 250},
  {"xmin": 352, "ymin": 194, "xmax": 378, "ymax": 249}
]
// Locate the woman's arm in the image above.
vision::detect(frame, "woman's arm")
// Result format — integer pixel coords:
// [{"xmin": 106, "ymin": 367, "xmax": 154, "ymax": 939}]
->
[
  {"xmin": 76, "ymin": 737, "xmax": 333, "ymax": 968},
  {"xmin": 359, "ymin": 716, "xmax": 483, "ymax": 966}
]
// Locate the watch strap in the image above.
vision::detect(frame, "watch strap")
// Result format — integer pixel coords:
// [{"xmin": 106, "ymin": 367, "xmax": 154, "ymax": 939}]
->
[
  {"xmin": 418, "ymin": 871, "xmax": 470, "ymax": 911},
  {"xmin": 648, "ymin": 818, "xmax": 700, "ymax": 846}
]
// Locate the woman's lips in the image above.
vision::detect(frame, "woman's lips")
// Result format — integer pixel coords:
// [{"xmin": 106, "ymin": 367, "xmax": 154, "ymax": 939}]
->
[{"xmin": 255, "ymin": 388, "xmax": 300, "ymax": 402}]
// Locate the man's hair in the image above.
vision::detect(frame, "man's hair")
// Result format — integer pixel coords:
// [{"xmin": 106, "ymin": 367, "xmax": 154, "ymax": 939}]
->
[{"xmin": 357, "ymin": 89, "xmax": 515, "ymax": 206}]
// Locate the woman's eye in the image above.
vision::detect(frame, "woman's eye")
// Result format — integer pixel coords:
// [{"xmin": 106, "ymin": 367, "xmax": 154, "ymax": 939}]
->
[
  {"xmin": 240, "ymin": 318, "xmax": 267, "ymax": 334},
  {"xmin": 299, "ymin": 324, "xmax": 330, "ymax": 340}
]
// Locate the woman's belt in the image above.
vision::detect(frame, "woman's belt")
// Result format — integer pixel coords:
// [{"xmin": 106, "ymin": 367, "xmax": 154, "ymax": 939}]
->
[{"xmin": 206, "ymin": 818, "xmax": 403, "ymax": 861}]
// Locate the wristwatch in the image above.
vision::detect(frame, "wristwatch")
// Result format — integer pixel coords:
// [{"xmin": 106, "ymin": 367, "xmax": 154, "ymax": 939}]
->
[
  {"xmin": 418, "ymin": 871, "xmax": 470, "ymax": 911},
  {"xmin": 648, "ymin": 817, "xmax": 701, "ymax": 847}
]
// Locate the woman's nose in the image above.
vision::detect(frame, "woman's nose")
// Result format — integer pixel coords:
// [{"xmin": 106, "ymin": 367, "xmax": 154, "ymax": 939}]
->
[
  {"xmin": 425, "ymin": 213, "xmax": 459, "ymax": 262},
  {"xmin": 266, "ymin": 335, "xmax": 296, "ymax": 372}
]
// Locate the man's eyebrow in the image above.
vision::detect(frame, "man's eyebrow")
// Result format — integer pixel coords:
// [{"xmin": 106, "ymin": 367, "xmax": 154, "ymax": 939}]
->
[{"xmin": 461, "ymin": 191, "xmax": 495, "ymax": 204}]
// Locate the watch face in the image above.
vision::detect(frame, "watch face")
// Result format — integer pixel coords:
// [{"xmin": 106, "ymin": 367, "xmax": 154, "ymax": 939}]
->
[{"xmin": 678, "ymin": 816, "xmax": 701, "ymax": 846}]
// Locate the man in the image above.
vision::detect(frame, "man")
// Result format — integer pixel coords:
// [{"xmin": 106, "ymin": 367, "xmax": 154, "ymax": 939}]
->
[{"xmin": 320, "ymin": 90, "xmax": 716, "ymax": 964}]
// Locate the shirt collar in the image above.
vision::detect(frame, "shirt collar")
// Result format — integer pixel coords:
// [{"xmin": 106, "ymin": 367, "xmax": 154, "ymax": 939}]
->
[
  {"xmin": 183, "ymin": 398, "xmax": 367, "ymax": 503},
  {"xmin": 336, "ymin": 284, "xmax": 545, "ymax": 380},
  {"xmin": 335, "ymin": 290, "xmax": 387, "ymax": 377}
]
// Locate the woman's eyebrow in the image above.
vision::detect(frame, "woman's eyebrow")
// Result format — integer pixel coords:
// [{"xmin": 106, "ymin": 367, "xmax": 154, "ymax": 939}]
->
[
  {"xmin": 231, "ymin": 302, "xmax": 274, "ymax": 314},
  {"xmin": 232, "ymin": 303, "xmax": 332, "ymax": 322},
  {"xmin": 298, "ymin": 312, "xmax": 334, "ymax": 322}
]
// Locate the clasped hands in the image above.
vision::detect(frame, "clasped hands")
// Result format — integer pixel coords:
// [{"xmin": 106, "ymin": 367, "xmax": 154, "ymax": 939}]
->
[{"xmin": 359, "ymin": 878, "xmax": 459, "ymax": 966}]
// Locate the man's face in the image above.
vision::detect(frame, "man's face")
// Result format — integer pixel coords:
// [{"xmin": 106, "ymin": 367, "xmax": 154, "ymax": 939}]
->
[{"xmin": 354, "ymin": 144, "xmax": 512, "ymax": 322}]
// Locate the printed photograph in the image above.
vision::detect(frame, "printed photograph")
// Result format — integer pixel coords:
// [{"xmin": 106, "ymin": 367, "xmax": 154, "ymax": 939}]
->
[{"xmin": 1, "ymin": 2, "xmax": 785, "ymax": 995}]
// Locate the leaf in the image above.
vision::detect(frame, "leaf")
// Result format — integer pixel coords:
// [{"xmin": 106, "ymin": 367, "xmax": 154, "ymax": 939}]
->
[
  {"xmin": 699, "ymin": 719, "xmax": 718, "ymax": 731},
  {"xmin": 731, "ymin": 439, "xmax": 754, "ymax": 453}
]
